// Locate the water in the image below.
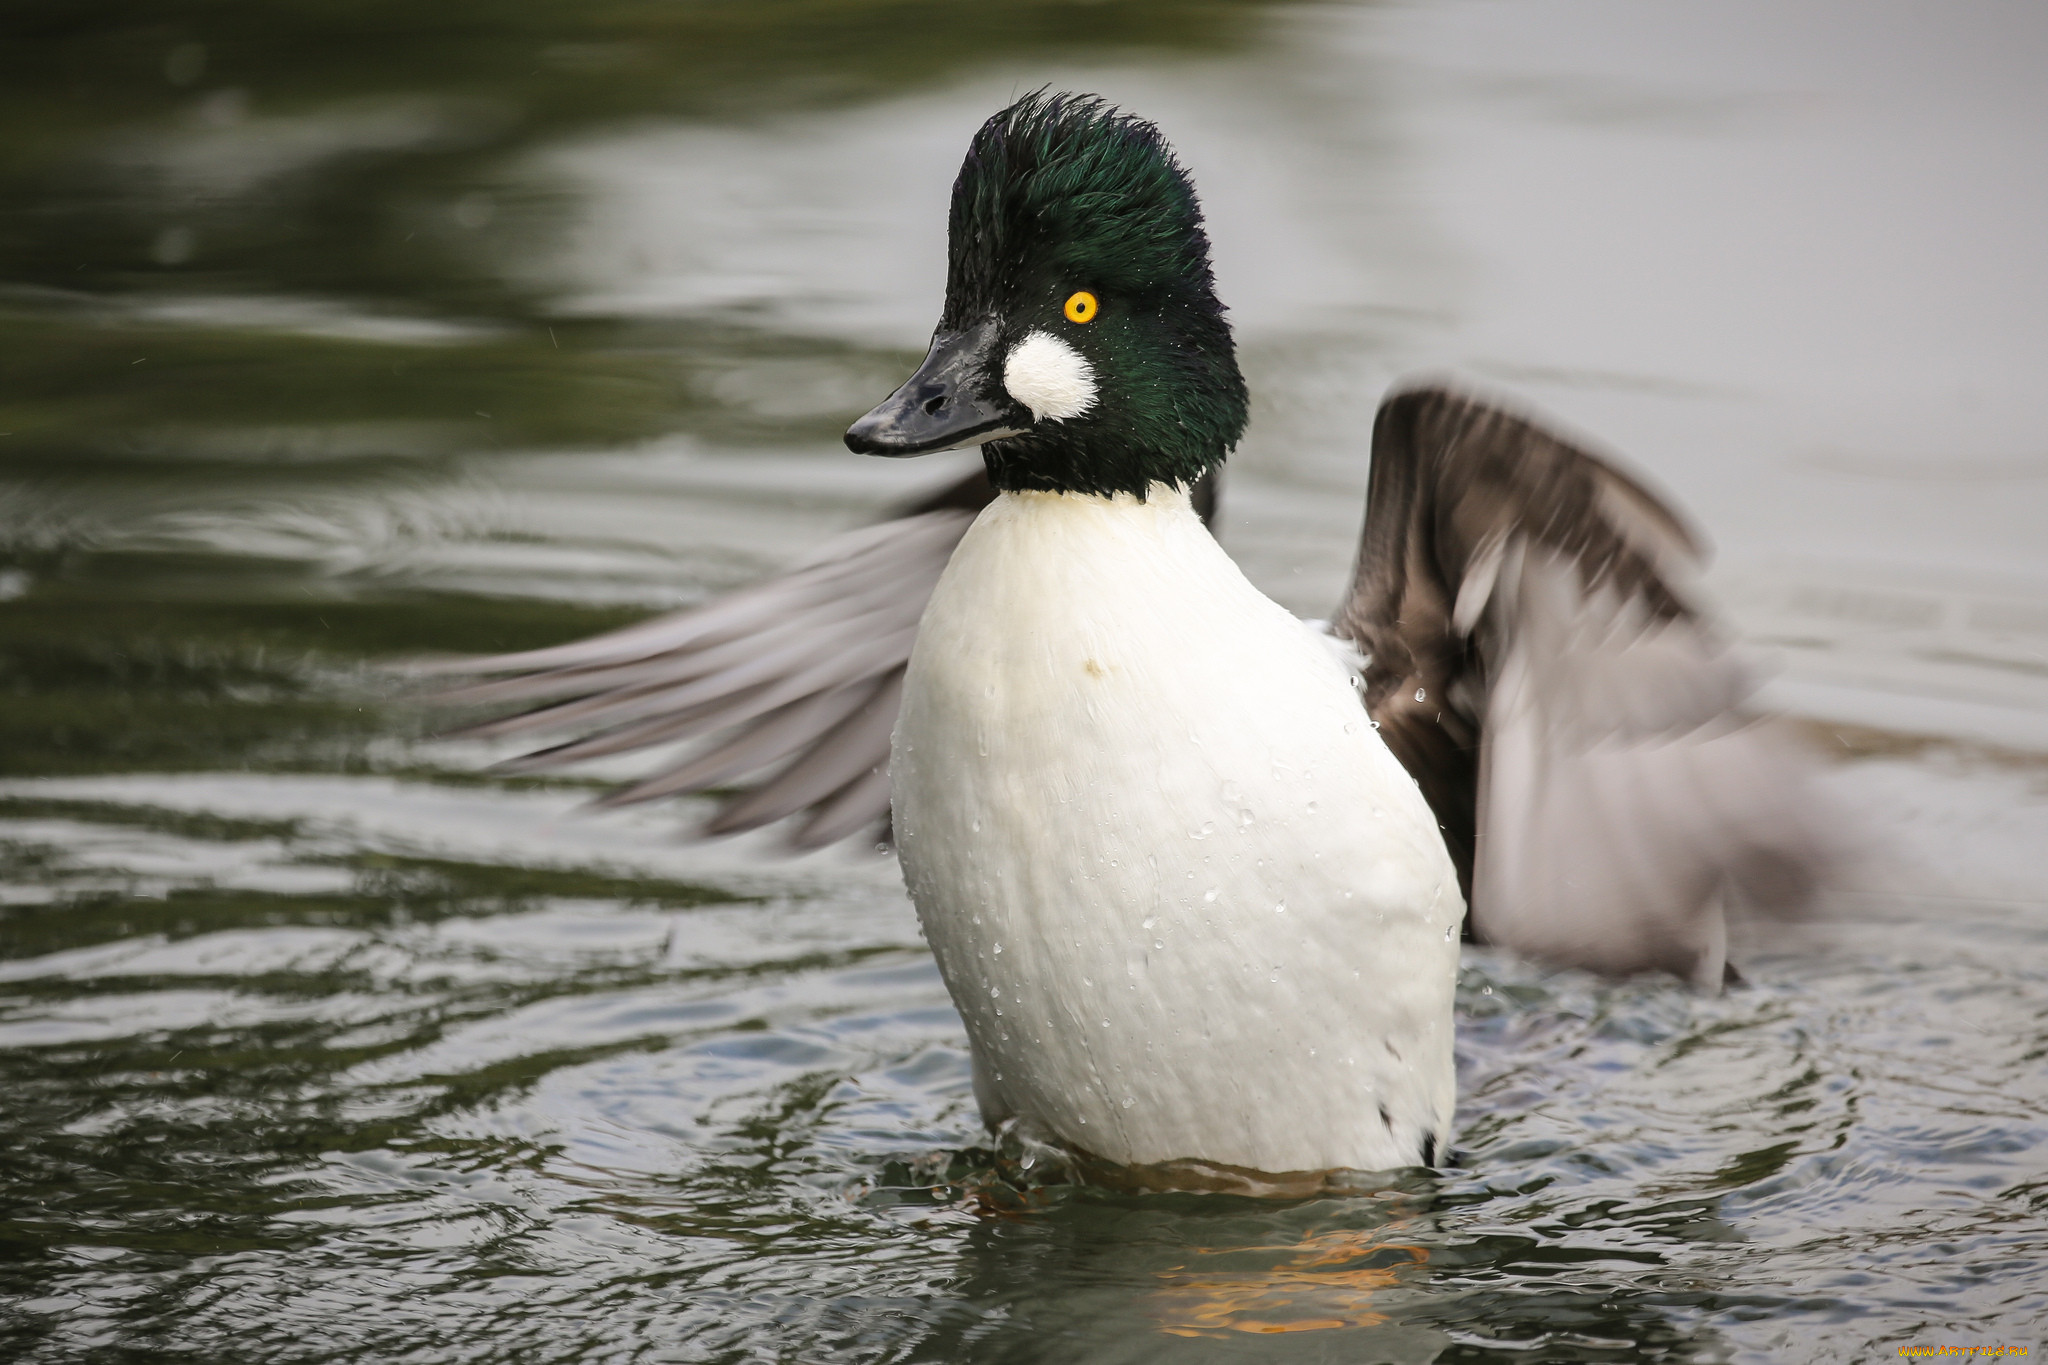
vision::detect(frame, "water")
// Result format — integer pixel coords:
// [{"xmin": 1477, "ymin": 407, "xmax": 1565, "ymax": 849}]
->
[{"xmin": 3, "ymin": 1, "xmax": 2046, "ymax": 1359}]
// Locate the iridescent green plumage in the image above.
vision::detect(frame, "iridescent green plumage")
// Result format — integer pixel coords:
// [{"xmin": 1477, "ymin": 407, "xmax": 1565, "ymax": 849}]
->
[{"xmin": 945, "ymin": 91, "xmax": 1249, "ymax": 498}]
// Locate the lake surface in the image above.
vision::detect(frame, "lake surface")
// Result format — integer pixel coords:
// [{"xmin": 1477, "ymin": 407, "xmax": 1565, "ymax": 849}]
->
[{"xmin": 2, "ymin": 2, "xmax": 2045, "ymax": 1360}]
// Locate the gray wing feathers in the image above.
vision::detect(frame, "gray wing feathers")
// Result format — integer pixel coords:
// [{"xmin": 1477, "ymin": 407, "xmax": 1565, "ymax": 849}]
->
[
  {"xmin": 419, "ymin": 513, "xmax": 965, "ymax": 680},
  {"xmin": 699, "ymin": 671, "xmax": 906, "ymax": 836},
  {"xmin": 1471, "ymin": 547, "xmax": 1823, "ymax": 985},
  {"xmin": 1339, "ymin": 383, "xmax": 1831, "ymax": 985},
  {"xmin": 430, "ymin": 506, "xmax": 976, "ymax": 848},
  {"xmin": 597, "ymin": 676, "xmax": 886, "ymax": 806}
]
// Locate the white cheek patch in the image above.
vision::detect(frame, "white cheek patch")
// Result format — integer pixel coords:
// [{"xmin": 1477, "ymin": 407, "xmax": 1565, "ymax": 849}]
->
[{"xmin": 1002, "ymin": 329, "xmax": 1098, "ymax": 423}]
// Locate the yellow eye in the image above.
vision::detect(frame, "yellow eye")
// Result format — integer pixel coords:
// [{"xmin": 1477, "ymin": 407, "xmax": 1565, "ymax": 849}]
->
[{"xmin": 1063, "ymin": 290, "xmax": 1099, "ymax": 324}]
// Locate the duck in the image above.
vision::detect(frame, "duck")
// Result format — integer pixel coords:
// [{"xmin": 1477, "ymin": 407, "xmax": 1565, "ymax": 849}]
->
[{"xmin": 435, "ymin": 92, "xmax": 1830, "ymax": 1183}]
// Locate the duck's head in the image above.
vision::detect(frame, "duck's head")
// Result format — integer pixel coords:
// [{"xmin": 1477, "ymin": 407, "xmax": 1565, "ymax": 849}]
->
[{"xmin": 845, "ymin": 92, "xmax": 1248, "ymax": 499}]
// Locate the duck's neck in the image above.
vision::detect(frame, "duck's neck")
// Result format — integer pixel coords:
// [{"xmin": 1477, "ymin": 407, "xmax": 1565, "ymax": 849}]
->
[
  {"xmin": 973, "ymin": 481, "xmax": 1209, "ymax": 561},
  {"xmin": 981, "ymin": 434, "xmax": 1222, "ymax": 503},
  {"xmin": 1007, "ymin": 479, "xmax": 1200, "ymax": 511}
]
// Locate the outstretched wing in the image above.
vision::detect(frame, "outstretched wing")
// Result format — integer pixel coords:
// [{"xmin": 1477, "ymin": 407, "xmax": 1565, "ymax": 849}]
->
[
  {"xmin": 426, "ymin": 469, "xmax": 1217, "ymax": 850},
  {"xmin": 1334, "ymin": 384, "xmax": 1829, "ymax": 985}
]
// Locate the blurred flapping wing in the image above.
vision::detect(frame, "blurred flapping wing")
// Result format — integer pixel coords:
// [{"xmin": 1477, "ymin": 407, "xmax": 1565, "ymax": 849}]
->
[
  {"xmin": 1334, "ymin": 384, "xmax": 1828, "ymax": 985},
  {"xmin": 425, "ymin": 471, "xmax": 998, "ymax": 849}
]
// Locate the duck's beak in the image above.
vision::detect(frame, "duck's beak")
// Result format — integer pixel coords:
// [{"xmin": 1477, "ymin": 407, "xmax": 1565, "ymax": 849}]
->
[{"xmin": 845, "ymin": 319, "xmax": 1029, "ymax": 456}]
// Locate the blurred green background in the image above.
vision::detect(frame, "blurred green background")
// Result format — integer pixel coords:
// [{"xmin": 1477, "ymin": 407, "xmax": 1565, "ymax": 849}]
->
[{"xmin": 0, "ymin": 0, "xmax": 1291, "ymax": 778}]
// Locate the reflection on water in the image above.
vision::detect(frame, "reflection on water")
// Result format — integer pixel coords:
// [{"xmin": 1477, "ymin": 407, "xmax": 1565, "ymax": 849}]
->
[
  {"xmin": 2, "ymin": 0, "xmax": 2045, "ymax": 1359},
  {"xmin": 5, "ymin": 767, "xmax": 2043, "ymax": 1360}
]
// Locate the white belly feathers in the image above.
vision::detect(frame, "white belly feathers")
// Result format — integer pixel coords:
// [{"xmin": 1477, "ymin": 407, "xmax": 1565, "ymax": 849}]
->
[{"xmin": 890, "ymin": 485, "xmax": 1463, "ymax": 1176}]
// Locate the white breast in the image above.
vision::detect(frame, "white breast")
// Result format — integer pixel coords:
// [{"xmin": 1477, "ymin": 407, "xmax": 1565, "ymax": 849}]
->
[{"xmin": 891, "ymin": 486, "xmax": 1464, "ymax": 1176}]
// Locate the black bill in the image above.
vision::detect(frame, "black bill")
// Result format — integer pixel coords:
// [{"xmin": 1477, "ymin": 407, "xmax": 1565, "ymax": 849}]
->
[{"xmin": 845, "ymin": 319, "xmax": 1029, "ymax": 456}]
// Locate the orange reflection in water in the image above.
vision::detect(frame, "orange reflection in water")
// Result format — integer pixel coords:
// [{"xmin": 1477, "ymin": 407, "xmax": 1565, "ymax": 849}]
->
[{"xmin": 1149, "ymin": 1228, "xmax": 1428, "ymax": 1338}]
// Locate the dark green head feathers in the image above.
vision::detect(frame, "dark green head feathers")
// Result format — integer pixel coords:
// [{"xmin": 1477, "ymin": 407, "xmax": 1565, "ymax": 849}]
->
[
  {"xmin": 944, "ymin": 92, "xmax": 1222, "ymax": 327},
  {"xmin": 845, "ymin": 92, "xmax": 1249, "ymax": 499}
]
